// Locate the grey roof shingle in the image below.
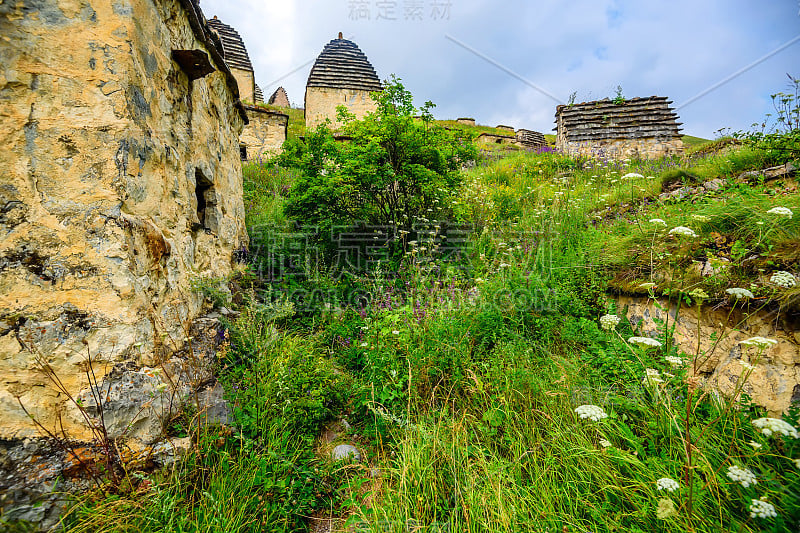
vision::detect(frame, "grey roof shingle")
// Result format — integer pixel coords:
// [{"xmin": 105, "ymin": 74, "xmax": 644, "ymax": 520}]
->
[
  {"xmin": 207, "ymin": 17, "xmax": 254, "ymax": 73},
  {"xmin": 555, "ymin": 97, "xmax": 683, "ymax": 141},
  {"xmin": 306, "ymin": 37, "xmax": 382, "ymax": 92}
]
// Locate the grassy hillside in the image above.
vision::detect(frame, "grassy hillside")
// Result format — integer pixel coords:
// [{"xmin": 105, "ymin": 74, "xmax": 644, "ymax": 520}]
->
[{"xmin": 55, "ymin": 125, "xmax": 799, "ymax": 533}]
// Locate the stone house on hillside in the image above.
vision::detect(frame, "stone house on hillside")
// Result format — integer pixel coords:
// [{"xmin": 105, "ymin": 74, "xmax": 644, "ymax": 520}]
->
[
  {"xmin": 555, "ymin": 97, "xmax": 684, "ymax": 159},
  {"xmin": 269, "ymin": 86, "xmax": 291, "ymax": 108},
  {"xmin": 210, "ymin": 16, "xmax": 288, "ymax": 159},
  {"xmin": 0, "ymin": 0, "xmax": 247, "ymax": 449},
  {"xmin": 207, "ymin": 16, "xmax": 256, "ymax": 103},
  {"xmin": 305, "ymin": 33, "xmax": 382, "ymax": 129}
]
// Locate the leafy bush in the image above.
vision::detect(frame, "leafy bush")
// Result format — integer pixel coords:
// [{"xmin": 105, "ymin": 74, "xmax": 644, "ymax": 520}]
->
[{"xmin": 281, "ymin": 77, "xmax": 477, "ymax": 231}]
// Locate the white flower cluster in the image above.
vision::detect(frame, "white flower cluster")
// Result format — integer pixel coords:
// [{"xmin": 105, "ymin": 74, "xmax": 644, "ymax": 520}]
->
[
  {"xmin": 649, "ymin": 218, "xmax": 667, "ymax": 227},
  {"xmin": 749, "ymin": 499, "xmax": 777, "ymax": 519},
  {"xmin": 766, "ymin": 206, "xmax": 793, "ymax": 219},
  {"xmin": 599, "ymin": 438, "xmax": 612, "ymax": 448},
  {"xmin": 668, "ymin": 226, "xmax": 697, "ymax": 238},
  {"xmin": 770, "ymin": 271, "xmax": 796, "ymax": 288},
  {"xmin": 752, "ymin": 418, "xmax": 799, "ymax": 438},
  {"xmin": 740, "ymin": 360, "xmax": 756, "ymax": 371},
  {"xmin": 575, "ymin": 404, "xmax": 608, "ymax": 422},
  {"xmin": 726, "ymin": 465, "xmax": 757, "ymax": 488},
  {"xmin": 643, "ymin": 368, "xmax": 664, "ymax": 386},
  {"xmin": 665, "ymin": 356, "xmax": 684, "ymax": 368},
  {"xmin": 739, "ymin": 337, "xmax": 778, "ymax": 349},
  {"xmin": 599, "ymin": 314, "xmax": 621, "ymax": 331},
  {"xmin": 622, "ymin": 172, "xmax": 644, "ymax": 179},
  {"xmin": 628, "ymin": 336, "xmax": 662, "ymax": 349},
  {"xmin": 656, "ymin": 477, "xmax": 680, "ymax": 492},
  {"xmin": 726, "ymin": 287, "xmax": 754, "ymax": 299}
]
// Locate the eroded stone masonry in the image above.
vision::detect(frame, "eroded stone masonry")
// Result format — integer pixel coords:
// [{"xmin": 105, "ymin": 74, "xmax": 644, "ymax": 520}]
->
[
  {"xmin": 555, "ymin": 96, "xmax": 685, "ymax": 160},
  {"xmin": 209, "ymin": 16, "xmax": 288, "ymax": 160},
  {"xmin": 0, "ymin": 0, "xmax": 247, "ymax": 453}
]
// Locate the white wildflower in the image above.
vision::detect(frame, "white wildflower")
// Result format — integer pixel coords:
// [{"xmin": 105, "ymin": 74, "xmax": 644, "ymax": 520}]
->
[
  {"xmin": 726, "ymin": 288, "xmax": 754, "ymax": 299},
  {"xmin": 770, "ymin": 271, "xmax": 796, "ymax": 288},
  {"xmin": 656, "ymin": 498, "xmax": 678, "ymax": 519},
  {"xmin": 622, "ymin": 173, "xmax": 644, "ymax": 180},
  {"xmin": 668, "ymin": 226, "xmax": 697, "ymax": 238},
  {"xmin": 740, "ymin": 360, "xmax": 755, "ymax": 371},
  {"xmin": 574, "ymin": 404, "xmax": 608, "ymax": 422},
  {"xmin": 665, "ymin": 356, "xmax": 684, "ymax": 368},
  {"xmin": 739, "ymin": 337, "xmax": 778, "ymax": 349},
  {"xmin": 599, "ymin": 314, "xmax": 621, "ymax": 331},
  {"xmin": 748, "ymin": 440, "xmax": 762, "ymax": 449},
  {"xmin": 599, "ymin": 439, "xmax": 612, "ymax": 448},
  {"xmin": 628, "ymin": 336, "xmax": 662, "ymax": 349},
  {"xmin": 793, "ymin": 459, "xmax": 800, "ymax": 469},
  {"xmin": 649, "ymin": 218, "xmax": 667, "ymax": 227},
  {"xmin": 391, "ymin": 330, "xmax": 400, "ymax": 335},
  {"xmin": 766, "ymin": 207, "xmax": 793, "ymax": 219},
  {"xmin": 727, "ymin": 465, "xmax": 757, "ymax": 488},
  {"xmin": 656, "ymin": 477, "xmax": 680, "ymax": 492},
  {"xmin": 752, "ymin": 418, "xmax": 799, "ymax": 438},
  {"xmin": 643, "ymin": 368, "xmax": 664, "ymax": 385},
  {"xmin": 749, "ymin": 499, "xmax": 777, "ymax": 519}
]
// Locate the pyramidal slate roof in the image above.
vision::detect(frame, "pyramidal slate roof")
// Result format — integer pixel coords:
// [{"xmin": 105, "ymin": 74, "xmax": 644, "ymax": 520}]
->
[
  {"xmin": 268, "ymin": 86, "xmax": 290, "ymax": 107},
  {"xmin": 307, "ymin": 36, "xmax": 382, "ymax": 92},
  {"xmin": 207, "ymin": 17, "xmax": 254, "ymax": 72},
  {"xmin": 254, "ymin": 83, "xmax": 264, "ymax": 103}
]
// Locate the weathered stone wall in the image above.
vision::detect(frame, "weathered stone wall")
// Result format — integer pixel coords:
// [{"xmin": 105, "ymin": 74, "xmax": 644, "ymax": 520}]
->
[
  {"xmin": 231, "ymin": 66, "xmax": 255, "ymax": 103},
  {"xmin": 0, "ymin": 0, "xmax": 246, "ymax": 446},
  {"xmin": 558, "ymin": 137, "xmax": 685, "ymax": 160},
  {"xmin": 241, "ymin": 106, "xmax": 289, "ymax": 159},
  {"xmin": 476, "ymin": 133, "xmax": 516, "ymax": 147},
  {"xmin": 617, "ymin": 296, "xmax": 800, "ymax": 414},
  {"xmin": 305, "ymin": 86, "xmax": 377, "ymax": 130}
]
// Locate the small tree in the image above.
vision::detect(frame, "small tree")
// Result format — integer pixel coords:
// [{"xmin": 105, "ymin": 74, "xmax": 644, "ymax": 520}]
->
[{"xmin": 282, "ymin": 77, "xmax": 476, "ymax": 231}]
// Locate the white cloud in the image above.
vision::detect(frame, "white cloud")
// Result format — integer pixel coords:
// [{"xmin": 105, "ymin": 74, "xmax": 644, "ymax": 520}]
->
[{"xmin": 200, "ymin": 0, "xmax": 800, "ymax": 137}]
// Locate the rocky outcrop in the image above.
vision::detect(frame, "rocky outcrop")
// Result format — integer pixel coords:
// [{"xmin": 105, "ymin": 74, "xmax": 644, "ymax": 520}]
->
[
  {"xmin": 617, "ymin": 296, "xmax": 800, "ymax": 414},
  {"xmin": 0, "ymin": 0, "xmax": 246, "ymax": 451}
]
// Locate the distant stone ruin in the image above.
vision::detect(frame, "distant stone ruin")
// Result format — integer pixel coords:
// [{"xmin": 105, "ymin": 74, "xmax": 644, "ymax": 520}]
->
[
  {"xmin": 240, "ymin": 106, "xmax": 289, "ymax": 160},
  {"xmin": 305, "ymin": 33, "xmax": 382, "ymax": 129},
  {"xmin": 476, "ymin": 133, "xmax": 516, "ymax": 147},
  {"xmin": 496, "ymin": 125, "xmax": 514, "ymax": 133},
  {"xmin": 555, "ymin": 97, "xmax": 684, "ymax": 159},
  {"xmin": 210, "ymin": 17, "xmax": 287, "ymax": 158},
  {"xmin": 208, "ymin": 16, "xmax": 256, "ymax": 103},
  {"xmin": 457, "ymin": 118, "xmax": 476, "ymax": 126},
  {"xmin": 0, "ymin": 0, "xmax": 247, "ymax": 479},
  {"xmin": 516, "ymin": 129, "xmax": 547, "ymax": 149},
  {"xmin": 269, "ymin": 86, "xmax": 291, "ymax": 108}
]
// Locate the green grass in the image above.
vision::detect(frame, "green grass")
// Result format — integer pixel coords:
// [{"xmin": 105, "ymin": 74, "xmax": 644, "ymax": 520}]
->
[
  {"xmin": 58, "ymin": 134, "xmax": 800, "ymax": 533},
  {"xmin": 682, "ymin": 135, "xmax": 710, "ymax": 148}
]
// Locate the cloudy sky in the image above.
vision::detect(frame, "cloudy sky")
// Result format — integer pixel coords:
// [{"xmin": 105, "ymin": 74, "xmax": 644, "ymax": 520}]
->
[{"xmin": 200, "ymin": 0, "xmax": 800, "ymax": 138}]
